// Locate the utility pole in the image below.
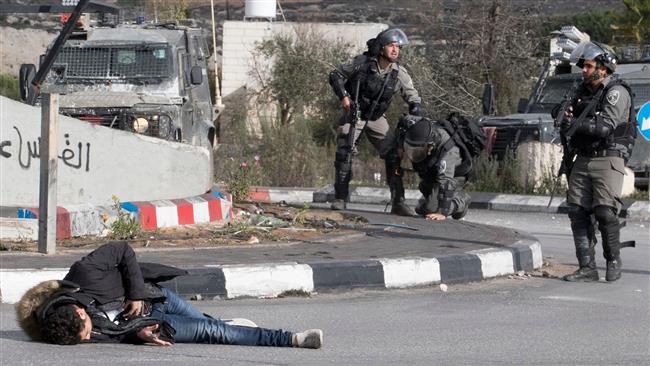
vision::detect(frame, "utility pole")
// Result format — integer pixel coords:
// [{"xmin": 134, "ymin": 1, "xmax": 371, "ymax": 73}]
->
[{"xmin": 38, "ymin": 94, "xmax": 59, "ymax": 254}]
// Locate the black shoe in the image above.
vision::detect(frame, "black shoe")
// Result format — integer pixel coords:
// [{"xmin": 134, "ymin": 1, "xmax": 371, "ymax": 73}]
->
[
  {"xmin": 451, "ymin": 206, "xmax": 467, "ymax": 220},
  {"xmin": 606, "ymin": 259, "xmax": 622, "ymax": 282},
  {"xmin": 330, "ymin": 199, "xmax": 346, "ymax": 210},
  {"xmin": 391, "ymin": 201, "xmax": 416, "ymax": 217},
  {"xmin": 563, "ymin": 267, "xmax": 599, "ymax": 282}
]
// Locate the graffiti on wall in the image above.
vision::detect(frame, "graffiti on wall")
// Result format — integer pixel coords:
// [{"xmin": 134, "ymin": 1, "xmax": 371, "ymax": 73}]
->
[{"xmin": 1, "ymin": 126, "xmax": 91, "ymax": 172}]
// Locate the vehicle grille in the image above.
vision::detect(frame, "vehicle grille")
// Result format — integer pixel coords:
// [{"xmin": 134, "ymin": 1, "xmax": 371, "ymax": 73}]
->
[
  {"xmin": 53, "ymin": 45, "xmax": 171, "ymax": 80},
  {"xmin": 632, "ymin": 84, "xmax": 650, "ymax": 107},
  {"xmin": 490, "ymin": 126, "xmax": 540, "ymax": 160},
  {"xmin": 64, "ymin": 109, "xmax": 161, "ymax": 137}
]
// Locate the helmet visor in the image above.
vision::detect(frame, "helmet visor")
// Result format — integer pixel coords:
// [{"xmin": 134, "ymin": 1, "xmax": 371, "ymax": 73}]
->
[
  {"xmin": 404, "ymin": 141, "xmax": 430, "ymax": 163},
  {"xmin": 570, "ymin": 42, "xmax": 604, "ymax": 64},
  {"xmin": 379, "ymin": 29, "xmax": 409, "ymax": 47}
]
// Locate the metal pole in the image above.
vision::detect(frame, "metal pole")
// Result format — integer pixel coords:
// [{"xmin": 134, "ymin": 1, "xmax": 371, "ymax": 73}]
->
[
  {"xmin": 210, "ymin": 0, "xmax": 223, "ymax": 109},
  {"xmin": 27, "ymin": 0, "xmax": 90, "ymax": 105},
  {"xmin": 38, "ymin": 94, "xmax": 59, "ymax": 254}
]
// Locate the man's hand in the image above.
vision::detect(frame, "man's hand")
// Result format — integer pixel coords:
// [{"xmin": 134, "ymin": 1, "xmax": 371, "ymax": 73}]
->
[
  {"xmin": 137, "ymin": 324, "xmax": 172, "ymax": 346},
  {"xmin": 560, "ymin": 106, "xmax": 574, "ymax": 134},
  {"xmin": 341, "ymin": 96, "xmax": 351, "ymax": 111},
  {"xmin": 123, "ymin": 299, "xmax": 143, "ymax": 319},
  {"xmin": 564, "ymin": 105, "xmax": 574, "ymax": 118},
  {"xmin": 425, "ymin": 213, "xmax": 447, "ymax": 221}
]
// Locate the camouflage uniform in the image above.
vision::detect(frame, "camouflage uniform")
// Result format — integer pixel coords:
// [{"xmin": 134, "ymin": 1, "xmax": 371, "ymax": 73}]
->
[
  {"xmin": 562, "ymin": 74, "xmax": 636, "ymax": 282},
  {"xmin": 329, "ymin": 54, "xmax": 421, "ymax": 211}
]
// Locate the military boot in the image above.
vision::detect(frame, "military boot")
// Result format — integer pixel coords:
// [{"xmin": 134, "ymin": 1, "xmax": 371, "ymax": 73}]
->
[
  {"xmin": 451, "ymin": 191, "xmax": 471, "ymax": 220},
  {"xmin": 332, "ymin": 159, "xmax": 351, "ymax": 211},
  {"xmin": 605, "ymin": 258, "xmax": 622, "ymax": 282},
  {"xmin": 330, "ymin": 199, "xmax": 346, "ymax": 211},
  {"xmin": 385, "ymin": 158, "xmax": 416, "ymax": 217},
  {"xmin": 563, "ymin": 262, "xmax": 599, "ymax": 282},
  {"xmin": 564, "ymin": 211, "xmax": 599, "ymax": 282},
  {"xmin": 391, "ymin": 197, "xmax": 416, "ymax": 216},
  {"xmin": 600, "ymin": 223, "xmax": 624, "ymax": 282}
]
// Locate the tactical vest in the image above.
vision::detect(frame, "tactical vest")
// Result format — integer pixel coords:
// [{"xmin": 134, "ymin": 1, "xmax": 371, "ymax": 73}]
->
[
  {"xmin": 571, "ymin": 79, "xmax": 637, "ymax": 160},
  {"xmin": 346, "ymin": 59, "xmax": 399, "ymax": 121}
]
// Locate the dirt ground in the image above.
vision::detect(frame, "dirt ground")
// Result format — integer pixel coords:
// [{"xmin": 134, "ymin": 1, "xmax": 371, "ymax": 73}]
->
[{"xmin": 0, "ymin": 202, "xmax": 366, "ymax": 253}]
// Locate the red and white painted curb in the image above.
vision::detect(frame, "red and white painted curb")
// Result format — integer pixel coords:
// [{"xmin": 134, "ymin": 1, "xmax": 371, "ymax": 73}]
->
[{"xmin": 10, "ymin": 191, "xmax": 232, "ymax": 240}]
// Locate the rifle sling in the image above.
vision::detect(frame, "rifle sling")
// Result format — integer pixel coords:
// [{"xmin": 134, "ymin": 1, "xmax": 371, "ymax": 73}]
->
[{"xmin": 565, "ymin": 87, "xmax": 605, "ymax": 137}]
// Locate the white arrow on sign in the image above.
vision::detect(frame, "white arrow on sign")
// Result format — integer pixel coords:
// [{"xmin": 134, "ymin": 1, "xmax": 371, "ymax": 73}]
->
[{"xmin": 643, "ymin": 116, "xmax": 650, "ymax": 131}]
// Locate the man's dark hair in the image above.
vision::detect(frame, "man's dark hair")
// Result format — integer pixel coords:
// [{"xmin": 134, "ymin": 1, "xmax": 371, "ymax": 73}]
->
[{"xmin": 41, "ymin": 304, "xmax": 84, "ymax": 345}]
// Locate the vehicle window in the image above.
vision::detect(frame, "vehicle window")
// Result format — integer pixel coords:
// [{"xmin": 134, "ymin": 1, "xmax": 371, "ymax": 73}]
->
[
  {"xmin": 192, "ymin": 36, "xmax": 208, "ymax": 60},
  {"xmin": 53, "ymin": 44, "xmax": 172, "ymax": 80},
  {"xmin": 180, "ymin": 53, "xmax": 192, "ymax": 86},
  {"xmin": 538, "ymin": 77, "xmax": 579, "ymax": 105}
]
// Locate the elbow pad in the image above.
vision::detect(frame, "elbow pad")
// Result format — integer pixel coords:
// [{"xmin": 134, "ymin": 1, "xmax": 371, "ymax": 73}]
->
[
  {"xmin": 329, "ymin": 71, "xmax": 349, "ymax": 100},
  {"xmin": 437, "ymin": 180, "xmax": 456, "ymax": 217},
  {"xmin": 574, "ymin": 117, "xmax": 612, "ymax": 138},
  {"xmin": 409, "ymin": 103, "xmax": 422, "ymax": 116}
]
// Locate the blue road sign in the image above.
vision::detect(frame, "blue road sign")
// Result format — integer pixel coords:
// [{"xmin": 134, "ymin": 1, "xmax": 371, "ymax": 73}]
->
[{"xmin": 639, "ymin": 101, "xmax": 650, "ymax": 141}]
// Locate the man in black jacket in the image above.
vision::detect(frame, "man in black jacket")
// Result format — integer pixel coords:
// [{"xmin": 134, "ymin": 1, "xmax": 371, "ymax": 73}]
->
[{"xmin": 17, "ymin": 241, "xmax": 323, "ymax": 348}]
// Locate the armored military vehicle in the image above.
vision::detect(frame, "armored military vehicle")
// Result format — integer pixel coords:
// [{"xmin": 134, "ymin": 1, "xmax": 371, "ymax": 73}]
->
[
  {"xmin": 478, "ymin": 26, "xmax": 650, "ymax": 188},
  {"xmin": 20, "ymin": 19, "xmax": 217, "ymax": 151}
]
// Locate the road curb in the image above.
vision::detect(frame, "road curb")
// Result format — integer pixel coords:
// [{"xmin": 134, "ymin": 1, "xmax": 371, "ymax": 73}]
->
[
  {"xmin": 2, "ymin": 186, "xmax": 646, "ymax": 241},
  {"xmin": 1, "ymin": 191, "xmax": 233, "ymax": 241},
  {"xmin": 0, "ymin": 239, "xmax": 543, "ymax": 304},
  {"xmin": 311, "ymin": 185, "xmax": 649, "ymax": 220}
]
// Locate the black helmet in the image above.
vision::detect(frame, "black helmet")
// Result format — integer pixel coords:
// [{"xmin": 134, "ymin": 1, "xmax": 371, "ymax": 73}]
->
[
  {"xmin": 402, "ymin": 116, "xmax": 436, "ymax": 163},
  {"xmin": 377, "ymin": 28, "xmax": 409, "ymax": 47},
  {"xmin": 570, "ymin": 41, "xmax": 618, "ymax": 73}
]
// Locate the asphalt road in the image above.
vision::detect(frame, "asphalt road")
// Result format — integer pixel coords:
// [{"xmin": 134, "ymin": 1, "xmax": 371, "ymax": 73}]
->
[{"xmin": 0, "ymin": 209, "xmax": 648, "ymax": 365}]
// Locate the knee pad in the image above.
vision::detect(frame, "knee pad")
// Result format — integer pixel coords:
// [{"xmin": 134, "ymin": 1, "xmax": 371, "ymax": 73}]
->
[
  {"xmin": 594, "ymin": 205, "xmax": 618, "ymax": 227},
  {"xmin": 567, "ymin": 204, "xmax": 589, "ymax": 225},
  {"xmin": 335, "ymin": 149, "xmax": 350, "ymax": 164}
]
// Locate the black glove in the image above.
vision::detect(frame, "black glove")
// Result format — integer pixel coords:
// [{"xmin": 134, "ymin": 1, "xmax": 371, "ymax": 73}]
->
[
  {"xmin": 560, "ymin": 117, "xmax": 572, "ymax": 135},
  {"xmin": 408, "ymin": 103, "xmax": 422, "ymax": 116}
]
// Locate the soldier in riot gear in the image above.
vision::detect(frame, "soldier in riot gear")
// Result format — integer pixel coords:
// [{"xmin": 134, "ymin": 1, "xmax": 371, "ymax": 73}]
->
[
  {"xmin": 397, "ymin": 115, "xmax": 471, "ymax": 221},
  {"xmin": 554, "ymin": 41, "xmax": 637, "ymax": 282},
  {"xmin": 328, "ymin": 28, "xmax": 422, "ymax": 215}
]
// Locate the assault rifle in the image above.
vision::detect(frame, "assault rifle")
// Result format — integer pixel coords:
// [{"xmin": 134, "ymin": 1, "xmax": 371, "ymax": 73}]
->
[
  {"xmin": 547, "ymin": 77, "xmax": 581, "ymax": 208},
  {"xmin": 347, "ymin": 78, "xmax": 362, "ymax": 156}
]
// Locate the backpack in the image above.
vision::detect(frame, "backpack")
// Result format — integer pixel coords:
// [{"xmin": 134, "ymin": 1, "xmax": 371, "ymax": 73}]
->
[
  {"xmin": 439, "ymin": 112, "xmax": 487, "ymax": 158},
  {"xmin": 436, "ymin": 112, "xmax": 487, "ymax": 178}
]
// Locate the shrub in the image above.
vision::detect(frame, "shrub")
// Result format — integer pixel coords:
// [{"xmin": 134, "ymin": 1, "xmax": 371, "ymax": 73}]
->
[
  {"xmin": 108, "ymin": 195, "xmax": 141, "ymax": 240},
  {"xmin": 0, "ymin": 73, "xmax": 20, "ymax": 101}
]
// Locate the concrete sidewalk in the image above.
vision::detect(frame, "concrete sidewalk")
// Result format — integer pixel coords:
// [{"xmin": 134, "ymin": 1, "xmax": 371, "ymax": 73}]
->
[{"xmin": 0, "ymin": 210, "xmax": 542, "ymax": 304}]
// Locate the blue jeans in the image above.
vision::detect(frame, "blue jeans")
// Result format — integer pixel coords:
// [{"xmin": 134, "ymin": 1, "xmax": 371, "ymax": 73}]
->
[{"xmin": 150, "ymin": 287, "xmax": 294, "ymax": 347}]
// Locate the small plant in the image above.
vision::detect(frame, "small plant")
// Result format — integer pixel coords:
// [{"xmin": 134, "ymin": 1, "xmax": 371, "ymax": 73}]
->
[
  {"xmin": 0, "ymin": 73, "xmax": 20, "ymax": 101},
  {"xmin": 628, "ymin": 188, "xmax": 649, "ymax": 201},
  {"xmin": 467, "ymin": 152, "xmax": 501, "ymax": 192},
  {"xmin": 293, "ymin": 203, "xmax": 311, "ymax": 225},
  {"xmin": 227, "ymin": 158, "xmax": 264, "ymax": 202},
  {"xmin": 108, "ymin": 195, "xmax": 141, "ymax": 240},
  {"xmin": 278, "ymin": 289, "xmax": 311, "ymax": 298}
]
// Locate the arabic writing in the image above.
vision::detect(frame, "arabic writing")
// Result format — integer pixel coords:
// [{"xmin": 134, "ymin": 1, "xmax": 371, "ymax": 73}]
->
[{"xmin": 1, "ymin": 126, "xmax": 91, "ymax": 172}]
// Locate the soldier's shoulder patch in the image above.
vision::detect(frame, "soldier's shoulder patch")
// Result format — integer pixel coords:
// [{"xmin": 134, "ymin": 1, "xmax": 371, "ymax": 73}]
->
[
  {"xmin": 438, "ymin": 160, "xmax": 447, "ymax": 174},
  {"xmin": 606, "ymin": 89, "xmax": 620, "ymax": 106}
]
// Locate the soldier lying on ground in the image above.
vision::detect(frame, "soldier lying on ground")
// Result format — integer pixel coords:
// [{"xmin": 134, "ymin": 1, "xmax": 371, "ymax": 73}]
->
[{"xmin": 16, "ymin": 241, "xmax": 322, "ymax": 348}]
